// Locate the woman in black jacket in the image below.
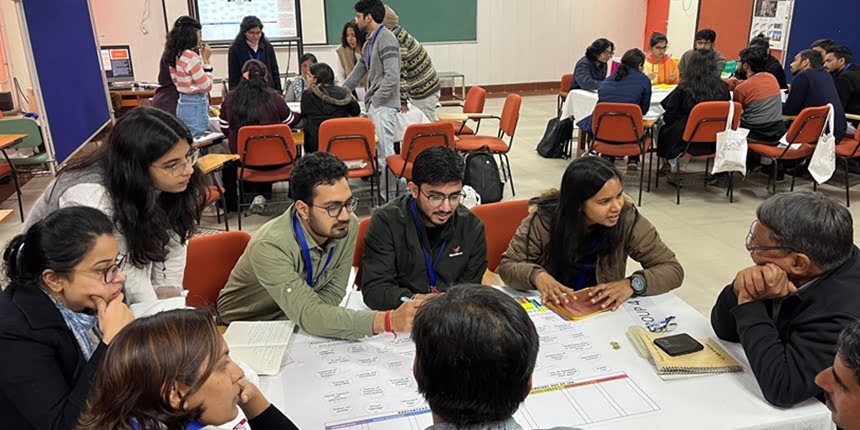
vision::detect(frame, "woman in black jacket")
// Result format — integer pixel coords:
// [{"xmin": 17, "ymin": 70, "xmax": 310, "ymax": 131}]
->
[
  {"xmin": 301, "ymin": 63, "xmax": 361, "ymax": 153},
  {"xmin": 227, "ymin": 16, "xmax": 282, "ymax": 93},
  {"xmin": 0, "ymin": 206, "xmax": 134, "ymax": 430}
]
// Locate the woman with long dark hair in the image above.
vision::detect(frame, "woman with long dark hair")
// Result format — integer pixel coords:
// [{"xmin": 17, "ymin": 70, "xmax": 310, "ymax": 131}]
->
[
  {"xmin": 25, "ymin": 107, "xmax": 206, "ymax": 305},
  {"xmin": 570, "ymin": 38, "xmax": 614, "ymax": 91},
  {"xmin": 497, "ymin": 157, "xmax": 683, "ymax": 309},
  {"xmin": 219, "ymin": 59, "xmax": 300, "ymax": 214},
  {"xmin": 227, "ymin": 15, "xmax": 282, "ymax": 93},
  {"xmin": 657, "ymin": 49, "xmax": 731, "ymax": 172},
  {"xmin": 165, "ymin": 16, "xmax": 213, "ymax": 136},
  {"xmin": 152, "ymin": 16, "xmax": 201, "ymax": 114},
  {"xmin": 577, "ymin": 48, "xmax": 651, "ymax": 170},
  {"xmin": 301, "ymin": 63, "xmax": 361, "ymax": 154},
  {"xmin": 0, "ymin": 207, "xmax": 134, "ymax": 430},
  {"xmin": 335, "ymin": 21, "xmax": 367, "ymax": 86},
  {"xmin": 77, "ymin": 308, "xmax": 298, "ymax": 430}
]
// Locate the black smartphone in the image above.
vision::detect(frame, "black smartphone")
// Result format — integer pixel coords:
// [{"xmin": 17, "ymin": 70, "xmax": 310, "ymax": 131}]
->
[{"xmin": 653, "ymin": 333, "xmax": 704, "ymax": 357}]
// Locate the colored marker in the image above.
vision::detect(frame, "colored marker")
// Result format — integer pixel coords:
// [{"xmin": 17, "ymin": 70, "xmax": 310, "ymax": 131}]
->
[{"xmin": 401, "ymin": 296, "xmax": 412, "ymax": 303}]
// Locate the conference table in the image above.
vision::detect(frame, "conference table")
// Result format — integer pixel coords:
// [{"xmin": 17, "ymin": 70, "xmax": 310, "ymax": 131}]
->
[
  {"xmin": 560, "ymin": 86, "xmax": 675, "ymax": 124},
  {"xmin": 258, "ymin": 284, "xmax": 832, "ymax": 430}
]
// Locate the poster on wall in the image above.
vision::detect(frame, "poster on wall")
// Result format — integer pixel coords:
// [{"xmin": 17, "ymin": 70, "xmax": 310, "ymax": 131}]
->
[{"xmin": 749, "ymin": 0, "xmax": 794, "ymax": 50}]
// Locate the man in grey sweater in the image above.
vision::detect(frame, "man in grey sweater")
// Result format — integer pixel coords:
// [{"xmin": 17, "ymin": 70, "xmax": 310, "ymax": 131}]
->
[{"xmin": 343, "ymin": 0, "xmax": 401, "ymax": 179}]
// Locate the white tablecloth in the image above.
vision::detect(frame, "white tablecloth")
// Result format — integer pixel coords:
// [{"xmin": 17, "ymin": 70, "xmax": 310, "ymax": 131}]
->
[
  {"xmin": 259, "ymin": 287, "xmax": 831, "ymax": 430},
  {"xmin": 561, "ymin": 87, "xmax": 676, "ymax": 125}
]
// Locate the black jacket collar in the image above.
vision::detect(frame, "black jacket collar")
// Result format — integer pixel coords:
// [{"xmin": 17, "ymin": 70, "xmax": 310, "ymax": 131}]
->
[{"xmin": 5, "ymin": 284, "xmax": 67, "ymax": 331}]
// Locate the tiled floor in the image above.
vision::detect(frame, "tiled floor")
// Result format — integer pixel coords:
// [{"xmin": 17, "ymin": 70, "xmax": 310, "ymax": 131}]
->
[{"xmin": 5, "ymin": 94, "xmax": 860, "ymax": 317}]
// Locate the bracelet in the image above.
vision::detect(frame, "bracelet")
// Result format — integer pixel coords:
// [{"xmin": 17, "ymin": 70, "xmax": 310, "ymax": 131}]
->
[{"xmin": 384, "ymin": 311, "xmax": 394, "ymax": 335}]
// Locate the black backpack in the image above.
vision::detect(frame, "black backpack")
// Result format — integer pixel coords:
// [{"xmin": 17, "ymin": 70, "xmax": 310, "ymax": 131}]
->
[
  {"xmin": 464, "ymin": 150, "xmax": 504, "ymax": 203},
  {"xmin": 536, "ymin": 117, "xmax": 573, "ymax": 159}
]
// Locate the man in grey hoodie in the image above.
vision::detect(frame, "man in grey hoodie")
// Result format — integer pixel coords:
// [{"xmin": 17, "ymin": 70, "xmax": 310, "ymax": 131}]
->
[{"xmin": 343, "ymin": 0, "xmax": 401, "ymax": 180}]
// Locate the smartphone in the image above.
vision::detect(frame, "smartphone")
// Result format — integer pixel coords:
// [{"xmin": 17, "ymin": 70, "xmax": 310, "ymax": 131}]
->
[{"xmin": 653, "ymin": 333, "xmax": 704, "ymax": 357}]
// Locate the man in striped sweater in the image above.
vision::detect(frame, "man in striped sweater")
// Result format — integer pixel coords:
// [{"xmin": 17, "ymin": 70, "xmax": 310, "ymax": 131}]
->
[
  {"xmin": 733, "ymin": 47, "xmax": 786, "ymax": 143},
  {"xmin": 383, "ymin": 6, "xmax": 441, "ymax": 121}
]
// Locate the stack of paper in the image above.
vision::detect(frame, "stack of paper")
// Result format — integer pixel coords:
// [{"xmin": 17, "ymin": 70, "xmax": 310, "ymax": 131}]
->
[
  {"xmin": 223, "ymin": 321, "xmax": 296, "ymax": 375},
  {"xmin": 627, "ymin": 326, "xmax": 742, "ymax": 378}
]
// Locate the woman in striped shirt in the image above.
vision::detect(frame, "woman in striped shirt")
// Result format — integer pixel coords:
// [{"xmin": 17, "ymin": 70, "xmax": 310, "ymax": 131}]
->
[{"xmin": 165, "ymin": 21, "xmax": 213, "ymax": 136}]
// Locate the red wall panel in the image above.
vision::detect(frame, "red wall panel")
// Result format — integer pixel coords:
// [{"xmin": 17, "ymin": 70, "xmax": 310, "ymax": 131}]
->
[{"xmin": 697, "ymin": 0, "xmax": 753, "ymax": 62}]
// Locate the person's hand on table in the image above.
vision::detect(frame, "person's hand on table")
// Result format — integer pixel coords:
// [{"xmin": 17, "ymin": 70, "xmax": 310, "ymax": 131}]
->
[
  {"xmin": 93, "ymin": 293, "xmax": 134, "ymax": 345},
  {"xmin": 390, "ymin": 300, "xmax": 422, "ymax": 332},
  {"xmin": 588, "ymin": 279, "xmax": 634, "ymax": 311},
  {"xmin": 534, "ymin": 271, "xmax": 570, "ymax": 305},
  {"xmin": 732, "ymin": 263, "xmax": 797, "ymax": 305},
  {"xmin": 238, "ymin": 378, "xmax": 271, "ymax": 420},
  {"xmin": 648, "ymin": 72, "xmax": 658, "ymax": 80},
  {"xmin": 410, "ymin": 293, "xmax": 437, "ymax": 302},
  {"xmin": 667, "ymin": 73, "xmax": 677, "ymax": 82}
]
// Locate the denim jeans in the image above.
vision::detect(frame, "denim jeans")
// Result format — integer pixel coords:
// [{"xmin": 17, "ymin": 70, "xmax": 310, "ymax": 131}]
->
[{"xmin": 176, "ymin": 92, "xmax": 209, "ymax": 137}]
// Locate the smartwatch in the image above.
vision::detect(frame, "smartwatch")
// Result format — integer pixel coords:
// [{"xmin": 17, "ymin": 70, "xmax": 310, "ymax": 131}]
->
[{"xmin": 629, "ymin": 274, "xmax": 646, "ymax": 295}]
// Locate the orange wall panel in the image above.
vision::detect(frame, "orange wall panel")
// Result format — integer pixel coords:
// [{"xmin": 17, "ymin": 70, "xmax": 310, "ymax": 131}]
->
[
  {"xmin": 697, "ymin": 0, "xmax": 753, "ymax": 62},
  {"xmin": 644, "ymin": 0, "xmax": 670, "ymax": 49}
]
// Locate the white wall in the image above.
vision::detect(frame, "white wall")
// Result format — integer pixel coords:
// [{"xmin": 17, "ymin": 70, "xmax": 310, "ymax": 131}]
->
[
  {"xmin": 667, "ymin": 0, "xmax": 699, "ymax": 57},
  {"xmin": 1, "ymin": 0, "xmax": 34, "ymax": 100},
  {"xmin": 91, "ymin": 0, "xmax": 168, "ymax": 87}
]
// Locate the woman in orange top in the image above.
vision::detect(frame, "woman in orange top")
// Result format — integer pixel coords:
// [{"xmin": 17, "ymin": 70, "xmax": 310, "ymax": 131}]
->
[{"xmin": 644, "ymin": 33, "xmax": 679, "ymax": 85}]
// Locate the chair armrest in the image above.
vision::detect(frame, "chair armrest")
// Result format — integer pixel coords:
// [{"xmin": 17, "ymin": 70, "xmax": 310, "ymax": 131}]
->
[
  {"xmin": 847, "ymin": 113, "xmax": 860, "ymax": 121},
  {"xmin": 783, "ymin": 114, "xmax": 797, "ymax": 121},
  {"xmin": 438, "ymin": 100, "xmax": 464, "ymax": 107},
  {"xmin": 437, "ymin": 112, "xmax": 498, "ymax": 121}
]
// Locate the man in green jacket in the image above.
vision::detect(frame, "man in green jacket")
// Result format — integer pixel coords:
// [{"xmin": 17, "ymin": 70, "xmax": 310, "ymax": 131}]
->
[
  {"xmin": 217, "ymin": 152, "xmax": 421, "ymax": 340},
  {"xmin": 362, "ymin": 147, "xmax": 488, "ymax": 311}
]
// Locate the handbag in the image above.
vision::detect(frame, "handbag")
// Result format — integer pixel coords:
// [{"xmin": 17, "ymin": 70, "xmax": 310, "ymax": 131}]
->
[
  {"xmin": 711, "ymin": 95, "xmax": 749, "ymax": 175},
  {"xmin": 808, "ymin": 104, "xmax": 836, "ymax": 184}
]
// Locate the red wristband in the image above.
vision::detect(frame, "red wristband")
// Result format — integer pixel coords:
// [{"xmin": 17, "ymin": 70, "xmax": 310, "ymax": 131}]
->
[{"xmin": 384, "ymin": 311, "xmax": 394, "ymax": 335}]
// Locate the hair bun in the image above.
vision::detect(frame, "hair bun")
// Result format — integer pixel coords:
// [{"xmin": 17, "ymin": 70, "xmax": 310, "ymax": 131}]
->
[{"xmin": 3, "ymin": 235, "xmax": 25, "ymax": 277}]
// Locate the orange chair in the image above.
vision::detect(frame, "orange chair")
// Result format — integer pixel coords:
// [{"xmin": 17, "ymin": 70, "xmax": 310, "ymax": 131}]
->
[
  {"xmin": 470, "ymin": 200, "xmax": 530, "ymax": 272},
  {"xmin": 320, "ymin": 118, "xmax": 378, "ymax": 205},
  {"xmin": 183, "ymin": 231, "xmax": 251, "ymax": 310},
  {"xmin": 558, "ymin": 73, "xmax": 573, "ymax": 116},
  {"xmin": 235, "ymin": 124, "xmax": 299, "ymax": 230},
  {"xmin": 385, "ymin": 121, "xmax": 456, "ymax": 199},
  {"xmin": 667, "ymin": 101, "xmax": 743, "ymax": 204},
  {"xmin": 203, "ymin": 184, "xmax": 230, "ymax": 231},
  {"xmin": 457, "ymin": 93, "xmax": 523, "ymax": 196},
  {"xmin": 749, "ymin": 105, "xmax": 829, "ymax": 194},
  {"xmin": 352, "ymin": 217, "xmax": 372, "ymax": 289},
  {"xmin": 441, "ymin": 86, "xmax": 488, "ymax": 136},
  {"xmin": 835, "ymin": 127, "xmax": 860, "ymax": 206},
  {"xmin": 587, "ymin": 102, "xmax": 651, "ymax": 205}
]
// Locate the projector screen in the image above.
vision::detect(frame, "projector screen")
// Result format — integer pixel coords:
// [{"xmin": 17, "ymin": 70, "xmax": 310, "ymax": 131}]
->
[{"xmin": 194, "ymin": 0, "xmax": 300, "ymax": 44}]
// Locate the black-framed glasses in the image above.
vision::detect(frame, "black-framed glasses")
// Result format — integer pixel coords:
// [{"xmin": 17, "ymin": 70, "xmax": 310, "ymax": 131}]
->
[
  {"xmin": 420, "ymin": 190, "xmax": 466, "ymax": 208},
  {"xmin": 311, "ymin": 197, "xmax": 359, "ymax": 217},
  {"xmin": 154, "ymin": 149, "xmax": 199, "ymax": 177},
  {"xmin": 745, "ymin": 221, "xmax": 798, "ymax": 256},
  {"xmin": 67, "ymin": 255, "xmax": 126, "ymax": 284}
]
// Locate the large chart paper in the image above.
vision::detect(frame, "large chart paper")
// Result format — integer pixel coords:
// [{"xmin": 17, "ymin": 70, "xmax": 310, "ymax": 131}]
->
[{"xmin": 196, "ymin": 0, "xmax": 298, "ymax": 43}]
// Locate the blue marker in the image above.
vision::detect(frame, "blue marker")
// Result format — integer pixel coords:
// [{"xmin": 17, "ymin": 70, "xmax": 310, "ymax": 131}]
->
[{"xmin": 400, "ymin": 296, "xmax": 413, "ymax": 303}]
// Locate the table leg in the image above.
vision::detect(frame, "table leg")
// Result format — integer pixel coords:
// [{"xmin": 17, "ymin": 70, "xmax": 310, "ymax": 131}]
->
[{"xmin": 1, "ymin": 149, "xmax": 24, "ymax": 222}]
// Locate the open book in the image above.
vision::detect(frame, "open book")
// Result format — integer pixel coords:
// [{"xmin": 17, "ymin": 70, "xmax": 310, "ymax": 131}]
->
[{"xmin": 223, "ymin": 321, "xmax": 296, "ymax": 375}]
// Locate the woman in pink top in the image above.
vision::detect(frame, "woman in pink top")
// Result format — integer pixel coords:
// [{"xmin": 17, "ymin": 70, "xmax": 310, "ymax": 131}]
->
[{"xmin": 165, "ymin": 20, "xmax": 213, "ymax": 136}]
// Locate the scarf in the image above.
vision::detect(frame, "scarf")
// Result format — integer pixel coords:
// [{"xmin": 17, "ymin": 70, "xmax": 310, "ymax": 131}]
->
[
  {"xmin": 45, "ymin": 292, "xmax": 102, "ymax": 360},
  {"xmin": 246, "ymin": 40, "xmax": 259, "ymax": 52}
]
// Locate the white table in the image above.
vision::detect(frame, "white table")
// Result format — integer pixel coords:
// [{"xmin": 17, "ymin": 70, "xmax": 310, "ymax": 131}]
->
[
  {"xmin": 259, "ymin": 288, "xmax": 832, "ymax": 430},
  {"xmin": 561, "ymin": 86, "xmax": 675, "ymax": 124}
]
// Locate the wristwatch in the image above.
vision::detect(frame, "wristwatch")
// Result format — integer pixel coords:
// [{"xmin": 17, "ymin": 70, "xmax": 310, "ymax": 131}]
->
[{"xmin": 629, "ymin": 274, "xmax": 646, "ymax": 296}]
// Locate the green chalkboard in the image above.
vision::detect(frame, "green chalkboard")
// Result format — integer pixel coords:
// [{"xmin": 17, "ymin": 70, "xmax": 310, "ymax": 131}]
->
[{"xmin": 324, "ymin": 0, "xmax": 477, "ymax": 45}]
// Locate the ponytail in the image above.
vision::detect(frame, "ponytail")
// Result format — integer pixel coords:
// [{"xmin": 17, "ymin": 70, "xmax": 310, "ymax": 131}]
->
[{"xmin": 615, "ymin": 48, "xmax": 646, "ymax": 81}]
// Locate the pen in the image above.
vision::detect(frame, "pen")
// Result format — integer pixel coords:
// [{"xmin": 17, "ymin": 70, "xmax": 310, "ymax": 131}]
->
[{"xmin": 400, "ymin": 296, "xmax": 412, "ymax": 303}]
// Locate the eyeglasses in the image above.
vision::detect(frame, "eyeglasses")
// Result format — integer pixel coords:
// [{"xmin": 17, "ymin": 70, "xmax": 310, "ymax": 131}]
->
[
  {"xmin": 311, "ymin": 197, "xmax": 359, "ymax": 217},
  {"xmin": 154, "ymin": 149, "xmax": 199, "ymax": 177},
  {"xmin": 653, "ymin": 45, "xmax": 668, "ymax": 51},
  {"xmin": 66, "ymin": 255, "xmax": 126, "ymax": 284},
  {"xmin": 745, "ymin": 221, "xmax": 798, "ymax": 256},
  {"xmin": 602, "ymin": 50, "xmax": 615, "ymax": 56},
  {"xmin": 420, "ymin": 190, "xmax": 466, "ymax": 208}
]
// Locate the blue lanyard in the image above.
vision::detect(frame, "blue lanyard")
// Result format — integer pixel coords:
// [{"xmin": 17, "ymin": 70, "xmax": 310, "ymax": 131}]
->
[
  {"xmin": 571, "ymin": 236, "xmax": 599, "ymax": 291},
  {"xmin": 247, "ymin": 48, "xmax": 261, "ymax": 61},
  {"xmin": 365, "ymin": 25, "xmax": 384, "ymax": 69},
  {"xmin": 293, "ymin": 213, "xmax": 335, "ymax": 287},
  {"xmin": 409, "ymin": 198, "xmax": 446, "ymax": 291}
]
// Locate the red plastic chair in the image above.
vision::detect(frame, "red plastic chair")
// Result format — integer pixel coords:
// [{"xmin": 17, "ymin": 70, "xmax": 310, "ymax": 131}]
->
[
  {"xmin": 835, "ymin": 126, "xmax": 860, "ymax": 206},
  {"xmin": 588, "ymin": 102, "xmax": 651, "ymax": 206},
  {"xmin": 457, "ymin": 93, "xmax": 523, "ymax": 196},
  {"xmin": 320, "ymin": 118, "xmax": 378, "ymax": 205},
  {"xmin": 183, "ymin": 231, "xmax": 251, "ymax": 310},
  {"xmin": 749, "ymin": 105, "xmax": 829, "ymax": 194},
  {"xmin": 667, "ymin": 101, "xmax": 743, "ymax": 204},
  {"xmin": 558, "ymin": 73, "xmax": 573, "ymax": 116},
  {"xmin": 352, "ymin": 217, "xmax": 371, "ymax": 289},
  {"xmin": 470, "ymin": 200, "xmax": 530, "ymax": 272},
  {"xmin": 385, "ymin": 121, "xmax": 456, "ymax": 199},
  {"xmin": 441, "ymin": 86, "xmax": 487, "ymax": 136},
  {"xmin": 235, "ymin": 124, "xmax": 299, "ymax": 230}
]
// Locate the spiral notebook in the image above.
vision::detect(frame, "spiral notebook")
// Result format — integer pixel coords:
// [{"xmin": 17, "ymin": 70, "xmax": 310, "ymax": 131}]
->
[{"xmin": 627, "ymin": 326, "xmax": 743, "ymax": 377}]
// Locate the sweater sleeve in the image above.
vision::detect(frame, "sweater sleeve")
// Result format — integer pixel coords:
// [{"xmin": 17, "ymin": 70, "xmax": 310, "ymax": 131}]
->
[
  {"xmin": 343, "ymin": 53, "xmax": 368, "ymax": 92},
  {"xmin": 783, "ymin": 73, "xmax": 809, "ymax": 115},
  {"xmin": 274, "ymin": 93, "xmax": 298, "ymax": 127},
  {"xmin": 372, "ymin": 32, "xmax": 401, "ymax": 108},
  {"xmin": 574, "ymin": 59, "xmax": 602, "ymax": 91},
  {"xmin": 361, "ymin": 213, "xmax": 415, "ymax": 311},
  {"xmin": 640, "ymin": 79, "xmax": 652, "ymax": 115},
  {"xmin": 247, "ymin": 404, "xmax": 299, "ymax": 430},
  {"xmin": 624, "ymin": 211, "xmax": 684, "ymax": 296},
  {"xmin": 835, "ymin": 75, "xmax": 853, "ymax": 109}
]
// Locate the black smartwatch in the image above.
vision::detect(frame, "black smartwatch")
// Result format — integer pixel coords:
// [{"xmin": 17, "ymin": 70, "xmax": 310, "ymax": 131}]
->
[{"xmin": 629, "ymin": 274, "xmax": 646, "ymax": 295}]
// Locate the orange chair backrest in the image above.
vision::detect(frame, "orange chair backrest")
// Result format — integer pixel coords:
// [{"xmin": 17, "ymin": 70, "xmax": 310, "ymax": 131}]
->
[
  {"xmin": 352, "ymin": 217, "xmax": 371, "ymax": 289},
  {"xmin": 236, "ymin": 124, "xmax": 297, "ymax": 167},
  {"xmin": 682, "ymin": 101, "xmax": 743, "ymax": 143},
  {"xmin": 785, "ymin": 105, "xmax": 831, "ymax": 145},
  {"xmin": 183, "ymin": 231, "xmax": 252, "ymax": 309},
  {"xmin": 500, "ymin": 93, "xmax": 522, "ymax": 137},
  {"xmin": 463, "ymin": 86, "xmax": 487, "ymax": 114},
  {"xmin": 560, "ymin": 74, "xmax": 573, "ymax": 93},
  {"xmin": 319, "ymin": 117, "xmax": 377, "ymax": 166},
  {"xmin": 400, "ymin": 121, "xmax": 456, "ymax": 162},
  {"xmin": 470, "ymin": 200, "xmax": 530, "ymax": 272},
  {"xmin": 592, "ymin": 102, "xmax": 644, "ymax": 144}
]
